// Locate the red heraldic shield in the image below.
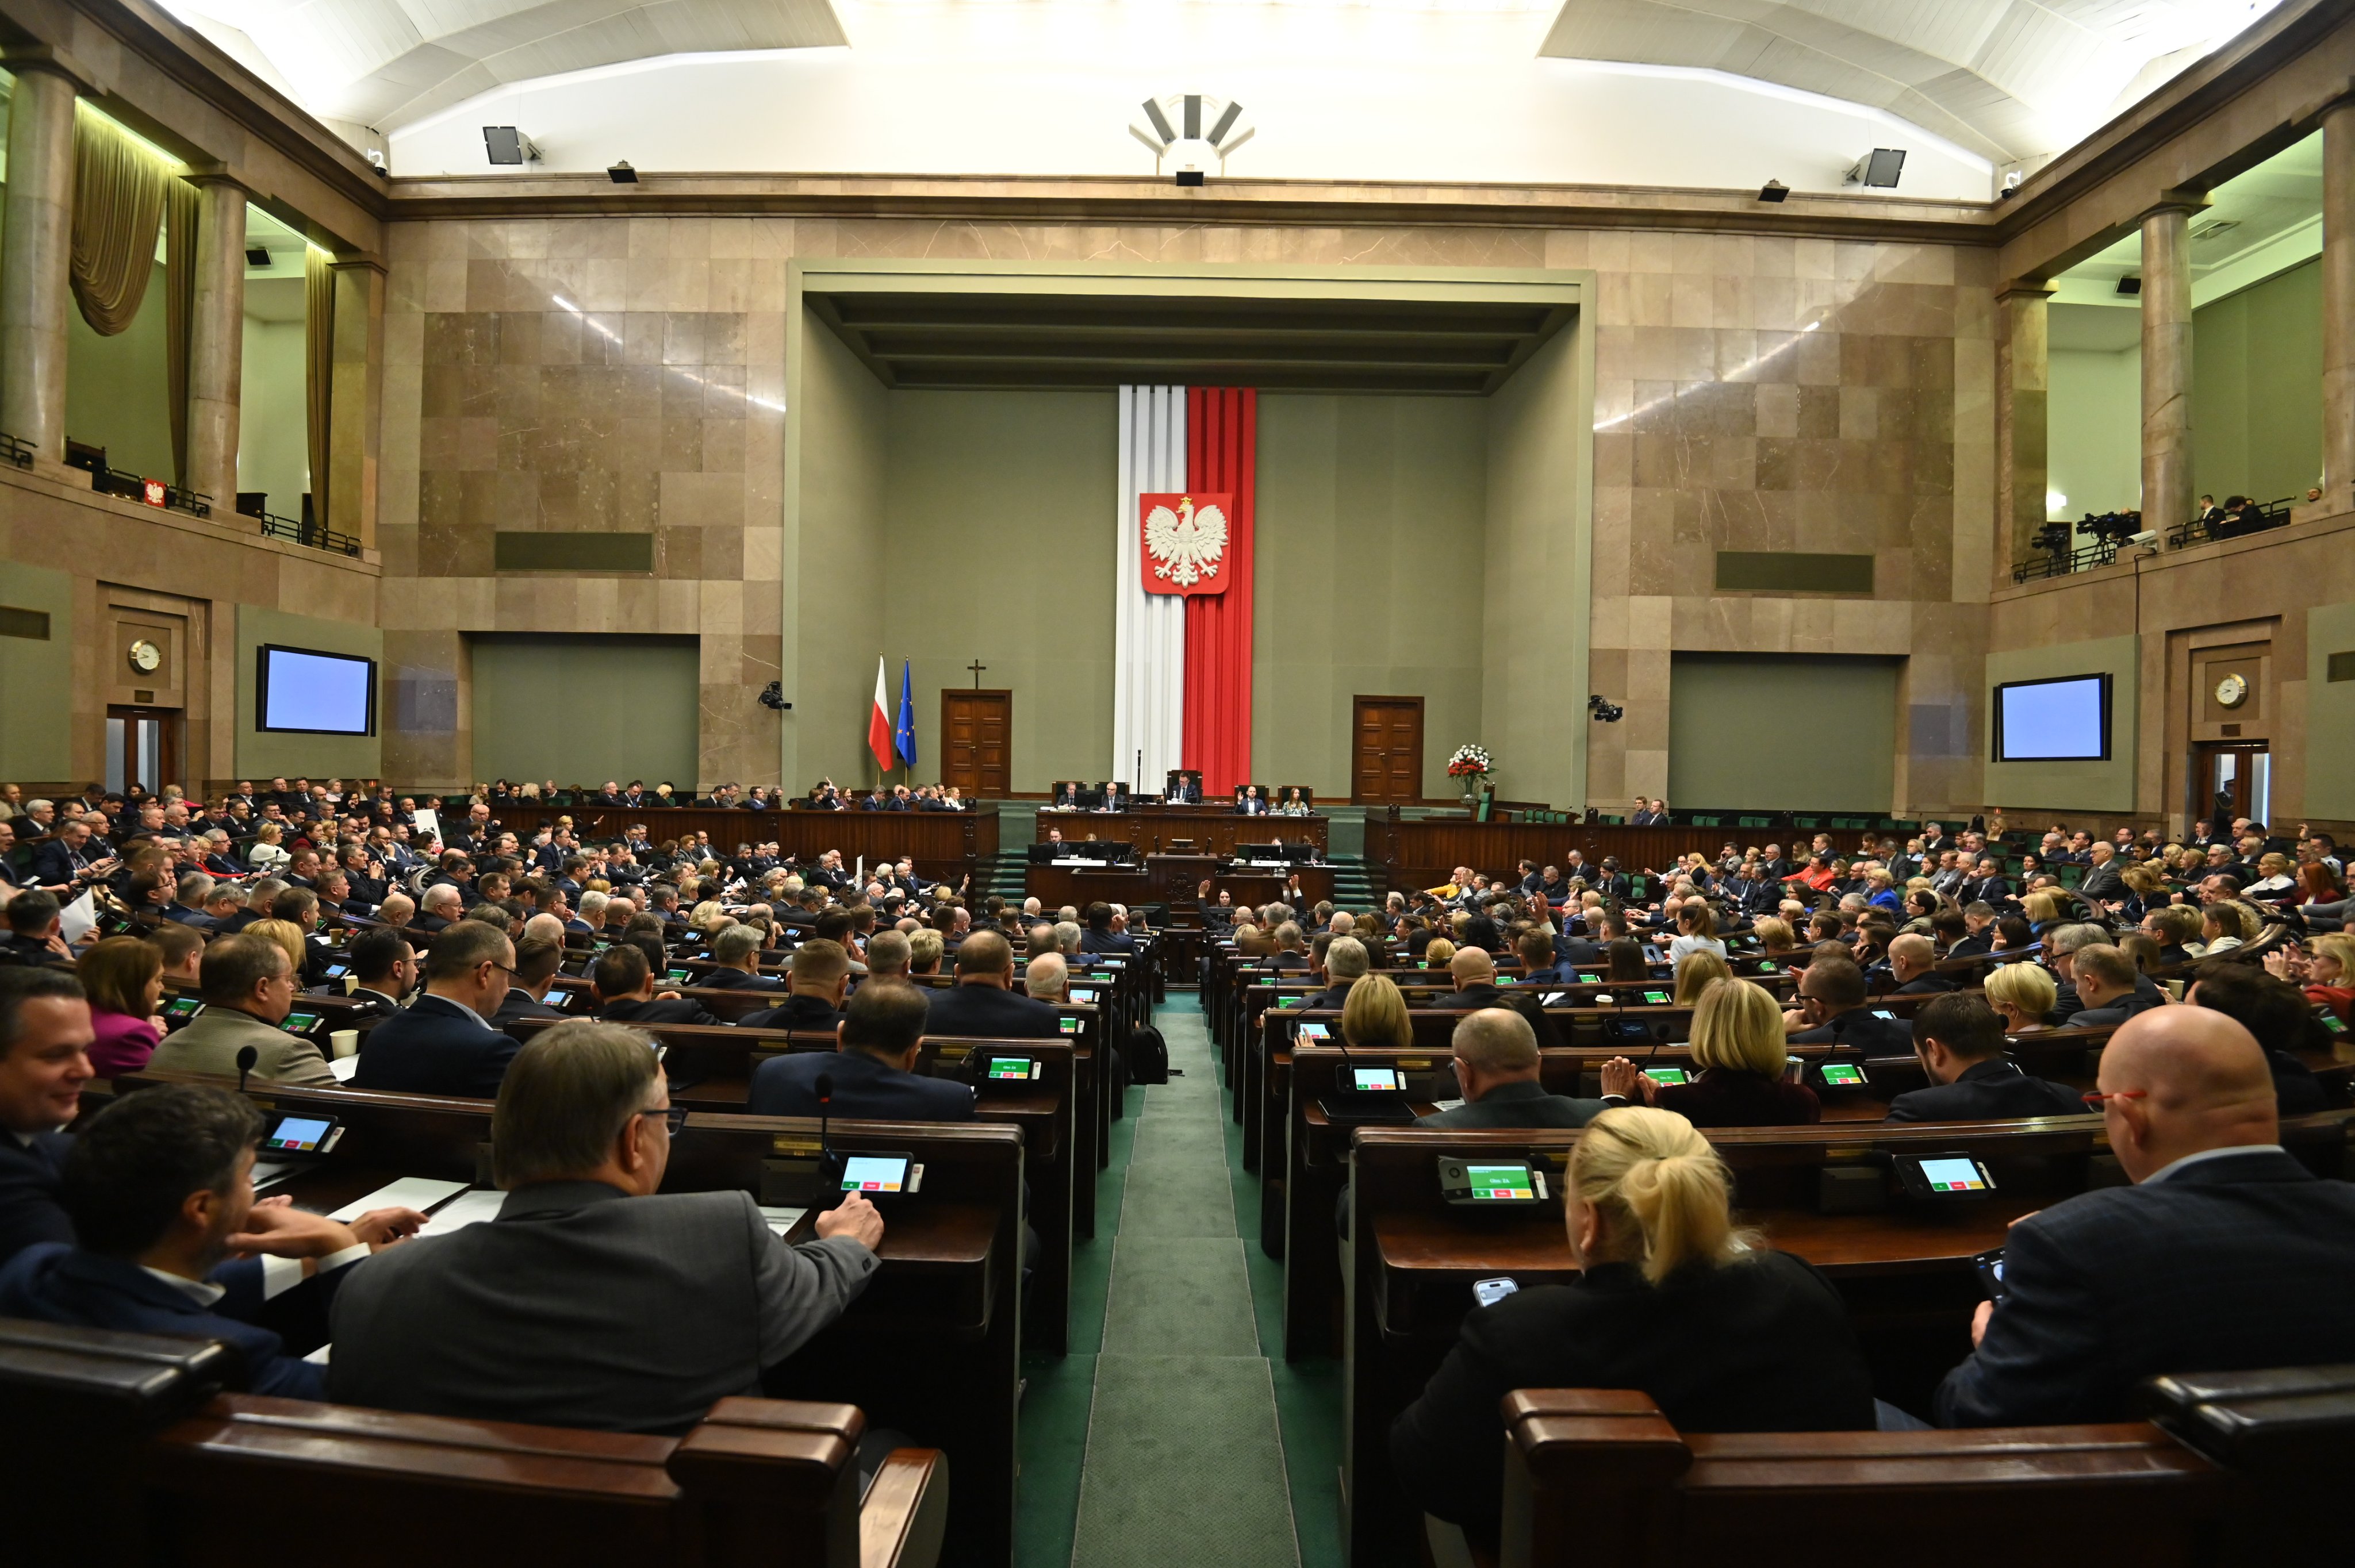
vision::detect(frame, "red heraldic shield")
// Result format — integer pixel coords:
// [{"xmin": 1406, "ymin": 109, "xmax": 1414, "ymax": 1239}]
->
[{"xmin": 1139, "ymin": 493, "xmax": 1234, "ymax": 596}]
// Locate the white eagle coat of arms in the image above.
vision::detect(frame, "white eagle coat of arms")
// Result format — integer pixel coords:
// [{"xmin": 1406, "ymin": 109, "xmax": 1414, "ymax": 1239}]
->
[{"xmin": 1139, "ymin": 492, "xmax": 1233, "ymax": 597}]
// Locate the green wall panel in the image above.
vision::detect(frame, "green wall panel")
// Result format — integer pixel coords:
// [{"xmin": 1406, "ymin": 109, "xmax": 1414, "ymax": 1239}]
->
[
  {"xmin": 1669, "ymin": 654, "xmax": 1898, "ymax": 812},
  {"xmin": 2307, "ymin": 602, "xmax": 2355, "ymax": 821},
  {"xmin": 0, "ymin": 562, "xmax": 75, "ymax": 782},
  {"xmin": 469, "ymin": 634, "xmax": 699, "ymax": 787},
  {"xmin": 1981, "ymin": 633, "xmax": 2139, "ymax": 812},
  {"xmin": 236, "ymin": 604, "xmax": 384, "ymax": 779}
]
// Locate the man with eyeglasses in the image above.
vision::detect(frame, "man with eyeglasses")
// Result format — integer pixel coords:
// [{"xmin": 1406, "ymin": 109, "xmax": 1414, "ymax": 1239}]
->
[
  {"xmin": 349, "ymin": 918, "xmax": 520, "ymax": 1098},
  {"xmin": 148, "ymin": 934, "xmax": 336, "ymax": 1086},
  {"xmin": 329, "ymin": 1020, "xmax": 884, "ymax": 1436},
  {"xmin": 1934, "ymin": 1005, "xmax": 2355, "ymax": 1427}
]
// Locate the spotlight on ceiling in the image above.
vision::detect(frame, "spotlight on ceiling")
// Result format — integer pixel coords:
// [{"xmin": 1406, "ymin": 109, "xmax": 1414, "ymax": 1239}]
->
[
  {"xmin": 608, "ymin": 161, "xmax": 638, "ymax": 185},
  {"xmin": 1757, "ymin": 179, "xmax": 1789, "ymax": 203},
  {"xmin": 1844, "ymin": 148, "xmax": 1906, "ymax": 189},
  {"xmin": 482, "ymin": 126, "xmax": 540, "ymax": 167},
  {"xmin": 2117, "ymin": 275, "xmax": 2142, "ymax": 296},
  {"xmin": 1587, "ymin": 695, "xmax": 1624, "ymax": 724},
  {"xmin": 1129, "ymin": 93, "xmax": 1254, "ymax": 187}
]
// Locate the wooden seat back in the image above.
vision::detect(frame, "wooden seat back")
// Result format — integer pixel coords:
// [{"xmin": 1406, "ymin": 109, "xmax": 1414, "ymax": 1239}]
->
[{"xmin": 1498, "ymin": 1389, "xmax": 2228, "ymax": 1568}]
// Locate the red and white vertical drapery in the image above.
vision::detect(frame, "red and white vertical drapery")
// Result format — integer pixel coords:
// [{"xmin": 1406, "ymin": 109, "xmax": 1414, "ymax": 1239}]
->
[{"xmin": 1183, "ymin": 387, "xmax": 1256, "ymax": 795}]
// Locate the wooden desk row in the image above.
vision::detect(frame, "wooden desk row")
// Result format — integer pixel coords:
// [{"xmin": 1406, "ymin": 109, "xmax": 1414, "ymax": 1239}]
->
[
  {"xmin": 98, "ymin": 1069, "xmax": 1017, "ymax": 1568},
  {"xmin": 2, "ymin": 1311, "xmax": 950, "ymax": 1568},
  {"xmin": 1033, "ymin": 807, "xmax": 1329, "ymax": 858}
]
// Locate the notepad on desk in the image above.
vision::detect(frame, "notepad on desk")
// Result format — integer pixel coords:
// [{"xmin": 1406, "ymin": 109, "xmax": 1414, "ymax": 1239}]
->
[
  {"xmin": 328, "ymin": 1177, "xmax": 467, "ymax": 1221},
  {"xmin": 328, "ymin": 1054, "xmax": 361, "ymax": 1082},
  {"xmin": 420, "ymin": 1189, "xmax": 507, "ymax": 1233}
]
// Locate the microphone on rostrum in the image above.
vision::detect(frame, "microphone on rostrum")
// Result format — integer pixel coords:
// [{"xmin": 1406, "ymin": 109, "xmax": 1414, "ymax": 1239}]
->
[{"xmin": 235, "ymin": 1045, "xmax": 257, "ymax": 1097}]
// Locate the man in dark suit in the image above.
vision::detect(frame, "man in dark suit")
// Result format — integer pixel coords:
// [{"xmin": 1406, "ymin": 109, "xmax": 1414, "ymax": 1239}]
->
[
  {"xmin": 0, "ymin": 1084, "xmax": 422, "ymax": 1400},
  {"xmin": 742, "ymin": 939, "xmax": 854, "ymax": 1032},
  {"xmin": 351, "ymin": 920, "xmax": 521, "ymax": 1098},
  {"xmin": 1886, "ymin": 993, "xmax": 2085, "ymax": 1123},
  {"xmin": 925, "ymin": 930, "xmax": 1061, "ymax": 1040},
  {"xmin": 750, "ymin": 978, "xmax": 976, "ymax": 1121},
  {"xmin": 492, "ymin": 934, "xmax": 569, "ymax": 1024},
  {"xmin": 2067, "ymin": 943, "xmax": 2166, "ymax": 1029},
  {"xmin": 1165, "ymin": 772, "xmax": 1200, "ymax": 804},
  {"xmin": 1417, "ymin": 1009, "xmax": 1601, "ymax": 1128},
  {"xmin": 1785, "ymin": 956, "xmax": 1915, "ymax": 1053},
  {"xmin": 1078, "ymin": 901, "xmax": 1136, "ymax": 955},
  {"xmin": 1935, "ymin": 1006, "xmax": 2355, "ymax": 1425},
  {"xmin": 701, "ymin": 925, "xmax": 784, "ymax": 991},
  {"xmin": 329, "ymin": 1023, "xmax": 882, "ymax": 1434},
  {"xmin": 343, "ymin": 928, "xmax": 417, "ymax": 1013},
  {"xmin": 1949, "ymin": 902, "xmax": 1998, "ymax": 958},
  {"xmin": 1413, "ymin": 948, "xmax": 1567, "ymax": 1051},
  {"xmin": 594, "ymin": 944, "xmax": 722, "ymax": 1027},
  {"xmin": 2183, "ymin": 961, "xmax": 2333, "ymax": 1115},
  {"xmin": 1053, "ymin": 782, "xmax": 1082, "ymax": 811},
  {"xmin": 1296, "ymin": 933, "xmax": 1367, "ymax": 1013},
  {"xmin": 1887, "ymin": 933, "xmax": 1959, "ymax": 996},
  {"xmin": 0, "ymin": 970, "xmax": 94, "ymax": 1266},
  {"xmin": 1268, "ymin": 923, "xmax": 1311, "ymax": 974},
  {"xmin": 1960, "ymin": 856, "xmax": 2013, "ymax": 905}
]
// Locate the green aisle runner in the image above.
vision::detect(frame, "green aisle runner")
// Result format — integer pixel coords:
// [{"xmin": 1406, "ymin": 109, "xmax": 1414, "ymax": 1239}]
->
[{"xmin": 1018, "ymin": 1006, "xmax": 1342, "ymax": 1568}]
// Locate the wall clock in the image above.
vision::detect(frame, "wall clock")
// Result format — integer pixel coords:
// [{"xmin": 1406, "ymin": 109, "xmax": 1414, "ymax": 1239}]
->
[
  {"xmin": 2214, "ymin": 672, "xmax": 2248, "ymax": 708},
  {"xmin": 128, "ymin": 639, "xmax": 163, "ymax": 675}
]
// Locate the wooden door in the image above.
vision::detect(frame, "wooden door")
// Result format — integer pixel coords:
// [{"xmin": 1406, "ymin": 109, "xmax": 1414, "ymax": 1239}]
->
[
  {"xmin": 941, "ymin": 690, "xmax": 1012, "ymax": 798},
  {"xmin": 106, "ymin": 706, "xmax": 182, "ymax": 796},
  {"xmin": 1352, "ymin": 695, "xmax": 1425, "ymax": 804},
  {"xmin": 2193, "ymin": 744, "xmax": 2269, "ymax": 827}
]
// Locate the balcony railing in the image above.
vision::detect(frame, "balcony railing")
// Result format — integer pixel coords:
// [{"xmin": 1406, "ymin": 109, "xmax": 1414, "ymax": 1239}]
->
[
  {"xmin": 2013, "ymin": 495, "xmax": 2299, "ymax": 582},
  {"xmin": 255, "ymin": 508, "xmax": 362, "ymax": 557},
  {"xmin": 63, "ymin": 443, "xmax": 212, "ymax": 518},
  {"xmin": 2166, "ymin": 495, "xmax": 2294, "ymax": 548}
]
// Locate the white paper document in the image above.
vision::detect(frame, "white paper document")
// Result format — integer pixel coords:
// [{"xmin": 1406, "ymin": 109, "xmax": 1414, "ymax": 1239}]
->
[
  {"xmin": 328, "ymin": 1177, "xmax": 467, "ymax": 1221},
  {"xmin": 328, "ymin": 1054, "xmax": 361, "ymax": 1082},
  {"xmin": 419, "ymin": 1189, "xmax": 507, "ymax": 1234},
  {"xmin": 758, "ymin": 1206, "xmax": 808, "ymax": 1236}
]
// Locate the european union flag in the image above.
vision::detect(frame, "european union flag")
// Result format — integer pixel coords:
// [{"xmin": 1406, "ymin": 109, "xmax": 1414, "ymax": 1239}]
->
[{"xmin": 895, "ymin": 660, "xmax": 917, "ymax": 768}]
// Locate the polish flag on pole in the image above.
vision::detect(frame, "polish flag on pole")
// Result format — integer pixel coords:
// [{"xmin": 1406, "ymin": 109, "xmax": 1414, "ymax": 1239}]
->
[{"xmin": 868, "ymin": 656, "xmax": 897, "ymax": 774}]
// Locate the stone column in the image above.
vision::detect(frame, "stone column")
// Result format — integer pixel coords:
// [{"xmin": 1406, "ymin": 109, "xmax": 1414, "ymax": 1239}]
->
[
  {"xmin": 0, "ymin": 55, "xmax": 86, "ymax": 463},
  {"xmin": 1993, "ymin": 280, "xmax": 2055, "ymax": 585},
  {"xmin": 2140, "ymin": 198, "xmax": 2200, "ymax": 540},
  {"xmin": 327, "ymin": 257, "xmax": 386, "ymax": 551},
  {"xmin": 2321, "ymin": 97, "xmax": 2355, "ymax": 513},
  {"xmin": 185, "ymin": 177, "xmax": 248, "ymax": 506}
]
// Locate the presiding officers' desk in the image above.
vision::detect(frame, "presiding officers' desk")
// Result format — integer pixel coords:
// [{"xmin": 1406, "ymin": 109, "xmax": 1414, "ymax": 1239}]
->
[
  {"xmin": 99, "ymin": 1069, "xmax": 1027, "ymax": 1568},
  {"xmin": 1026, "ymin": 858, "xmax": 1335, "ymax": 908},
  {"xmin": 1336, "ymin": 1111, "xmax": 2355, "ymax": 1568},
  {"xmin": 1034, "ymin": 806, "xmax": 1327, "ymax": 858}
]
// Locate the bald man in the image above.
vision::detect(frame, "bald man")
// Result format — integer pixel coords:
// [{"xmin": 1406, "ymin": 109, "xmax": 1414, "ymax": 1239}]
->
[
  {"xmin": 1935, "ymin": 1006, "xmax": 2355, "ymax": 1427},
  {"xmin": 1416, "ymin": 1009, "xmax": 1603, "ymax": 1129},
  {"xmin": 1412, "ymin": 948, "xmax": 1566, "ymax": 1051},
  {"xmin": 1886, "ymin": 933, "xmax": 1957, "ymax": 996}
]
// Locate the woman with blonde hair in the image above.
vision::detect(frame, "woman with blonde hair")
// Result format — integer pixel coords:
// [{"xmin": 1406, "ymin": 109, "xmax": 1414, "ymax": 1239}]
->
[
  {"xmin": 2019, "ymin": 890, "xmax": 2062, "ymax": 932},
  {"xmin": 1671, "ymin": 948, "xmax": 1732, "ymax": 1005},
  {"xmin": 248, "ymin": 820, "xmax": 291, "ymax": 876},
  {"xmin": 1603, "ymin": 978, "xmax": 1819, "ymax": 1127},
  {"xmin": 1982, "ymin": 961, "xmax": 2057, "ymax": 1033},
  {"xmin": 1751, "ymin": 915, "xmax": 1796, "ymax": 952},
  {"xmin": 244, "ymin": 918, "xmax": 310, "ymax": 981},
  {"xmin": 1391, "ymin": 1105, "xmax": 1874, "ymax": 1551},
  {"xmin": 1341, "ymin": 973, "xmax": 1413, "ymax": 1050},
  {"xmin": 1421, "ymin": 937, "xmax": 1456, "ymax": 971}
]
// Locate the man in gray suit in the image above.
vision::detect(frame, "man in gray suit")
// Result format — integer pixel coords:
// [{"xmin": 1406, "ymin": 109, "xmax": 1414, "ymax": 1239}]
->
[
  {"xmin": 328, "ymin": 1020, "xmax": 883, "ymax": 1434},
  {"xmin": 147, "ymin": 935, "xmax": 335, "ymax": 1087},
  {"xmin": 1417, "ymin": 1009, "xmax": 1604, "ymax": 1129}
]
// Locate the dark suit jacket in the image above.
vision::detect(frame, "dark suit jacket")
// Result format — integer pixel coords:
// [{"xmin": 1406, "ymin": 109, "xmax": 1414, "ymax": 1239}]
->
[
  {"xmin": 1935, "ymin": 1148, "xmax": 2355, "ymax": 1426},
  {"xmin": 1893, "ymin": 972, "xmax": 1961, "ymax": 996},
  {"xmin": 699, "ymin": 967, "xmax": 784, "ymax": 993},
  {"xmin": 1885, "ymin": 1057, "xmax": 2088, "ymax": 1123},
  {"xmin": 0, "ymin": 1244, "xmax": 329, "ymax": 1399},
  {"xmin": 491, "ymin": 988, "xmax": 565, "ymax": 1023},
  {"xmin": 925, "ymin": 983, "xmax": 1061, "ymax": 1041},
  {"xmin": 0, "ymin": 1131, "xmax": 74, "ymax": 1267},
  {"xmin": 1789, "ymin": 1009, "xmax": 1915, "ymax": 1054},
  {"xmin": 1414, "ymin": 982, "xmax": 1566, "ymax": 1051},
  {"xmin": 749, "ymin": 1048, "xmax": 977, "ymax": 1121},
  {"xmin": 1297, "ymin": 982, "xmax": 1357, "ymax": 1013},
  {"xmin": 600, "ymin": 996, "xmax": 722, "ymax": 1027},
  {"xmin": 351, "ymin": 992, "xmax": 521, "ymax": 1098},
  {"xmin": 740, "ymin": 993, "xmax": 844, "ymax": 1033},
  {"xmin": 1652, "ymin": 1068, "xmax": 1820, "ymax": 1128},
  {"xmin": 1415, "ymin": 1079, "xmax": 1604, "ymax": 1129},
  {"xmin": 327, "ymin": 1182, "xmax": 877, "ymax": 1435},
  {"xmin": 1079, "ymin": 928, "xmax": 1136, "ymax": 955},
  {"xmin": 1392, "ymin": 1252, "xmax": 1874, "ymax": 1548}
]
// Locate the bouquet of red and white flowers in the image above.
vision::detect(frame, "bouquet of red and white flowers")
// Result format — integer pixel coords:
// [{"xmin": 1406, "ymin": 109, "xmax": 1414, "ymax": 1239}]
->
[{"xmin": 1445, "ymin": 744, "xmax": 1492, "ymax": 780}]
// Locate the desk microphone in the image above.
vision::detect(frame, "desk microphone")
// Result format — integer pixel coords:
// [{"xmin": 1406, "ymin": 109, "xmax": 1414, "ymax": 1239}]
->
[
  {"xmin": 235, "ymin": 1045, "xmax": 257, "ymax": 1096},
  {"xmin": 814, "ymin": 1071, "xmax": 837, "ymax": 1182}
]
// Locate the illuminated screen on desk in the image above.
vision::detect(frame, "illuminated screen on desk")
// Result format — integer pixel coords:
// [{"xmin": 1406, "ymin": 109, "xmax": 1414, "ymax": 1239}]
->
[
  {"xmin": 281, "ymin": 1011, "xmax": 323, "ymax": 1034},
  {"xmin": 1464, "ymin": 1163, "xmax": 1535, "ymax": 1201},
  {"xmin": 1351, "ymin": 1067, "xmax": 1402, "ymax": 1092},
  {"xmin": 1918, "ymin": 1156, "xmax": 1988, "ymax": 1192},
  {"xmin": 261, "ymin": 1115, "xmax": 332, "ymax": 1153},
  {"xmin": 987, "ymin": 1057, "xmax": 1038, "ymax": 1081},
  {"xmin": 840, "ymin": 1155, "xmax": 908, "ymax": 1193},
  {"xmin": 1642, "ymin": 989, "xmax": 1670, "ymax": 1005},
  {"xmin": 1819, "ymin": 1063, "xmax": 1866, "ymax": 1085},
  {"xmin": 163, "ymin": 997, "xmax": 204, "ymax": 1018},
  {"xmin": 1060, "ymin": 1016, "xmax": 1082, "ymax": 1035}
]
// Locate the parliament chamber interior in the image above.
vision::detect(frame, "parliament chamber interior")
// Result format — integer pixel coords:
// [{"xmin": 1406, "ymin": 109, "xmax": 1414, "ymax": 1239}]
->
[{"xmin": 7, "ymin": 2, "xmax": 2355, "ymax": 1564}]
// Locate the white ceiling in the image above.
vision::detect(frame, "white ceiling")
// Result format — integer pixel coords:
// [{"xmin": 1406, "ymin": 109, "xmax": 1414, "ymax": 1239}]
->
[
  {"xmin": 1539, "ymin": 0, "xmax": 2288, "ymax": 164},
  {"xmin": 162, "ymin": 0, "xmax": 2283, "ymax": 164}
]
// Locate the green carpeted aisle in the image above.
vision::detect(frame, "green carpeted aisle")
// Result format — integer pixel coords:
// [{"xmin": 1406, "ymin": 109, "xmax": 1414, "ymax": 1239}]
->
[{"xmin": 1018, "ymin": 1005, "xmax": 1344, "ymax": 1568}]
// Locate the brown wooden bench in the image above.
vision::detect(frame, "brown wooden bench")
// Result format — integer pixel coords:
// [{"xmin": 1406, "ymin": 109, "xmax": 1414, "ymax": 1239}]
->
[{"xmin": 0, "ymin": 1315, "xmax": 948, "ymax": 1568}]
